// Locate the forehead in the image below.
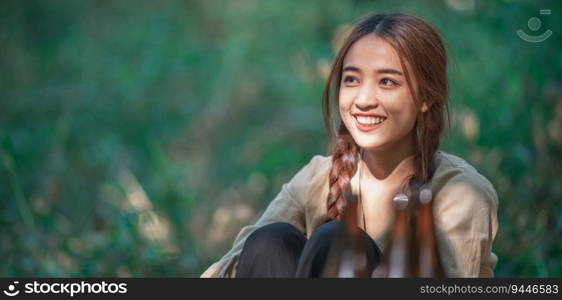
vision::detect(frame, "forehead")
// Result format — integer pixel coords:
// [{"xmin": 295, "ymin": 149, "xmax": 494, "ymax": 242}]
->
[{"xmin": 342, "ymin": 34, "xmax": 403, "ymax": 71}]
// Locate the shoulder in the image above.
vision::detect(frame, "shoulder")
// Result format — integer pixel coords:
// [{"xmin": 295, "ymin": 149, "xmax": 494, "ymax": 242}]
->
[
  {"xmin": 308, "ymin": 154, "xmax": 333, "ymax": 176},
  {"xmin": 284, "ymin": 155, "xmax": 332, "ymax": 211},
  {"xmin": 430, "ymin": 151, "xmax": 499, "ymax": 277},
  {"xmin": 431, "ymin": 151, "xmax": 498, "ymax": 211},
  {"xmin": 307, "ymin": 154, "xmax": 332, "ymax": 171},
  {"xmin": 288, "ymin": 154, "xmax": 332, "ymax": 191}
]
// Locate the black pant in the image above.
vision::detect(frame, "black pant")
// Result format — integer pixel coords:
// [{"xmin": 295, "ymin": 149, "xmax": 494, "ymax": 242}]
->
[{"xmin": 235, "ymin": 221, "xmax": 382, "ymax": 278}]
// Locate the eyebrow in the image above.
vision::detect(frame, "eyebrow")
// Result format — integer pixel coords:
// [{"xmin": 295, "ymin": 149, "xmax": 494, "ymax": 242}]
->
[{"xmin": 342, "ymin": 65, "xmax": 403, "ymax": 76}]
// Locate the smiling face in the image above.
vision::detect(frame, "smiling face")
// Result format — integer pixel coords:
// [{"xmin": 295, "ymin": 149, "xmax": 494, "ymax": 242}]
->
[{"xmin": 338, "ymin": 34, "xmax": 422, "ymax": 153}]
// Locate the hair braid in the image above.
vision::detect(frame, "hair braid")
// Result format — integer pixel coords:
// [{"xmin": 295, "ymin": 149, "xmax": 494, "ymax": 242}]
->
[{"xmin": 326, "ymin": 124, "xmax": 360, "ymax": 220}]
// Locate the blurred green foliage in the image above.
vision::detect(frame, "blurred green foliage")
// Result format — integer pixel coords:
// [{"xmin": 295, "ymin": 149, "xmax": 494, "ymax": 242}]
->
[{"xmin": 1, "ymin": 0, "xmax": 561, "ymax": 277}]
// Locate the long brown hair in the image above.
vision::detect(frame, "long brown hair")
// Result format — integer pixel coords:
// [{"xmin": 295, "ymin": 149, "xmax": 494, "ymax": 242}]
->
[{"xmin": 323, "ymin": 13, "xmax": 449, "ymax": 221}]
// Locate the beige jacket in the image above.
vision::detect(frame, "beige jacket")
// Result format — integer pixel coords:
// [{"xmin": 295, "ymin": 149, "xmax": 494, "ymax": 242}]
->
[{"xmin": 201, "ymin": 151, "xmax": 499, "ymax": 278}]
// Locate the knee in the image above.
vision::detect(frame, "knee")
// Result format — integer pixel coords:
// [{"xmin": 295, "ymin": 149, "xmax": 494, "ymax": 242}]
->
[
  {"xmin": 308, "ymin": 221, "xmax": 343, "ymax": 245},
  {"xmin": 243, "ymin": 222, "xmax": 305, "ymax": 256}
]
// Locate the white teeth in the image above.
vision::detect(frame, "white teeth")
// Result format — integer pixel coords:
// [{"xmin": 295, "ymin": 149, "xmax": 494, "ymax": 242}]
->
[{"xmin": 355, "ymin": 116, "xmax": 386, "ymax": 125}]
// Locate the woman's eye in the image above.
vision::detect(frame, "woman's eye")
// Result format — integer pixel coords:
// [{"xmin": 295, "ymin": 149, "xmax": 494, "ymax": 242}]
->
[
  {"xmin": 380, "ymin": 78, "xmax": 398, "ymax": 87},
  {"xmin": 343, "ymin": 76, "xmax": 358, "ymax": 84}
]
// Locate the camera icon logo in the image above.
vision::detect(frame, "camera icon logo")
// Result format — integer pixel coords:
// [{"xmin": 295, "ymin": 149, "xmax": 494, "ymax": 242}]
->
[
  {"xmin": 517, "ymin": 9, "xmax": 552, "ymax": 43},
  {"xmin": 3, "ymin": 281, "xmax": 20, "ymax": 297}
]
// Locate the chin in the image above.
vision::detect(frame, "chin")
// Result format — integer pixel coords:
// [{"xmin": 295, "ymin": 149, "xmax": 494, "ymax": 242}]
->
[{"xmin": 352, "ymin": 137, "xmax": 386, "ymax": 150}]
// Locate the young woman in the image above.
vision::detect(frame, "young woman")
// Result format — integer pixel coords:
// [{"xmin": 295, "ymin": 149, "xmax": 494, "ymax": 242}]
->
[{"xmin": 201, "ymin": 12, "xmax": 498, "ymax": 278}]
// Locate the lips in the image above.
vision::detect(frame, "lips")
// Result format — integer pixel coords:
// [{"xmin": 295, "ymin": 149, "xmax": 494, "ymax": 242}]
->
[{"xmin": 353, "ymin": 114, "xmax": 386, "ymax": 132}]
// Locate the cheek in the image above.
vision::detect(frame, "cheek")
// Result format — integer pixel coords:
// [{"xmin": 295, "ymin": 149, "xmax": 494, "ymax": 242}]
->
[
  {"xmin": 338, "ymin": 89, "xmax": 354, "ymax": 118},
  {"xmin": 338, "ymin": 89, "xmax": 354, "ymax": 108},
  {"xmin": 384, "ymin": 94, "xmax": 418, "ymax": 125}
]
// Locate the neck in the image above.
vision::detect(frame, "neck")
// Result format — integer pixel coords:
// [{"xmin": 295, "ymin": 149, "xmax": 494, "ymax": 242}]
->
[{"xmin": 360, "ymin": 134, "xmax": 416, "ymax": 183}]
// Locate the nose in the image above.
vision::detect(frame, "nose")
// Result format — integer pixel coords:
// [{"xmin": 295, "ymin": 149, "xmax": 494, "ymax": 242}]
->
[{"xmin": 354, "ymin": 84, "xmax": 379, "ymax": 110}]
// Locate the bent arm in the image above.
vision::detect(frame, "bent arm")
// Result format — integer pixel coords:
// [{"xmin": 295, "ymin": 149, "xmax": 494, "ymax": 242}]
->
[
  {"xmin": 200, "ymin": 156, "xmax": 325, "ymax": 277},
  {"xmin": 433, "ymin": 174, "xmax": 499, "ymax": 277}
]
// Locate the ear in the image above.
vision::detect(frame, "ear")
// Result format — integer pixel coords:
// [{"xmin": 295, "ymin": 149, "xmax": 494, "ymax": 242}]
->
[{"xmin": 421, "ymin": 102, "xmax": 428, "ymax": 113}]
